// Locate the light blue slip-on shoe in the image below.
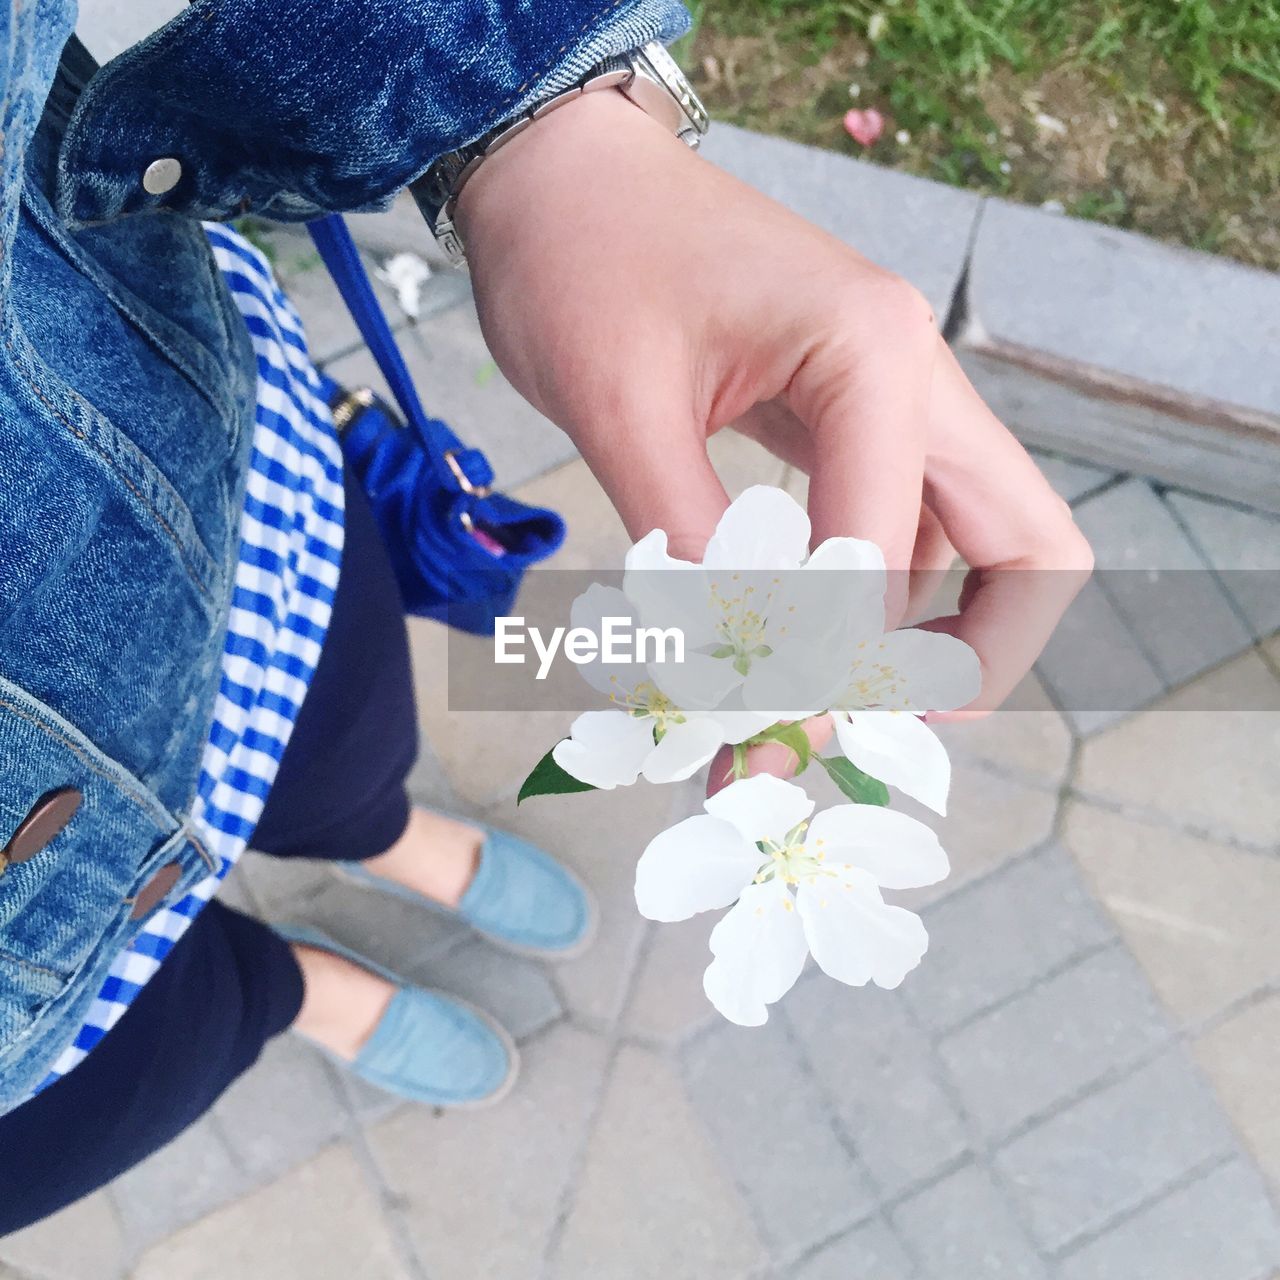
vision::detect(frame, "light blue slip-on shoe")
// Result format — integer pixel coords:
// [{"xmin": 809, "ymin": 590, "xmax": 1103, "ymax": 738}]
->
[
  {"xmin": 336, "ymin": 820, "xmax": 597, "ymax": 961},
  {"xmin": 276, "ymin": 924, "xmax": 518, "ymax": 1109}
]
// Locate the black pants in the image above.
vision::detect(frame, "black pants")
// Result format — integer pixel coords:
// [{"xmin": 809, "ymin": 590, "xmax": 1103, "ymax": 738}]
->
[{"xmin": 0, "ymin": 472, "xmax": 420, "ymax": 1234}]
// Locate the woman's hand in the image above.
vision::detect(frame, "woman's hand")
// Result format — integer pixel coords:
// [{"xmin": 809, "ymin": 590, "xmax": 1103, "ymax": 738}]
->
[{"xmin": 457, "ymin": 89, "xmax": 1092, "ymax": 716}]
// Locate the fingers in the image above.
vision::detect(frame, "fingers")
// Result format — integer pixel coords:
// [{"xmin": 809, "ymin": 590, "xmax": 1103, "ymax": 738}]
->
[
  {"xmin": 726, "ymin": 400, "xmax": 815, "ymax": 472},
  {"xmin": 705, "ymin": 716, "xmax": 835, "ymax": 798},
  {"xmin": 788, "ymin": 277, "xmax": 938, "ymax": 625},
  {"xmin": 733, "ymin": 401, "xmax": 956, "ymax": 625},
  {"xmin": 922, "ymin": 343, "xmax": 1093, "ymax": 713},
  {"xmin": 576, "ymin": 414, "xmax": 731, "ymax": 562},
  {"xmin": 904, "ymin": 504, "xmax": 958, "ymax": 623}
]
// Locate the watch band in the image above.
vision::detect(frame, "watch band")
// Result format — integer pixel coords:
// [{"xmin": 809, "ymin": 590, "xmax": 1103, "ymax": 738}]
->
[{"xmin": 410, "ymin": 41, "xmax": 710, "ymax": 266}]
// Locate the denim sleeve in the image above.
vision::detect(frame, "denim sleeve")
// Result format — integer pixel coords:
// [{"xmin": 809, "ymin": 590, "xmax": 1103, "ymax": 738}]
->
[
  {"xmin": 55, "ymin": 0, "xmax": 693, "ymax": 227},
  {"xmin": 0, "ymin": 0, "xmax": 76, "ymax": 285}
]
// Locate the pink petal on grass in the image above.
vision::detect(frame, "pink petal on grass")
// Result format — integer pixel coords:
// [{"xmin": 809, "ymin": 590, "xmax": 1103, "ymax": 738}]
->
[{"xmin": 843, "ymin": 108, "xmax": 885, "ymax": 147}]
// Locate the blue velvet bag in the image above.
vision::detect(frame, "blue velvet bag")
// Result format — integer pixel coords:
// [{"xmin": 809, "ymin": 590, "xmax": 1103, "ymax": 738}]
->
[{"xmin": 307, "ymin": 214, "xmax": 566, "ymax": 635}]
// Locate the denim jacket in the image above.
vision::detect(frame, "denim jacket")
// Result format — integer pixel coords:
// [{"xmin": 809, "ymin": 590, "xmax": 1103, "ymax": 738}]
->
[{"xmin": 0, "ymin": 0, "xmax": 687, "ymax": 1112}]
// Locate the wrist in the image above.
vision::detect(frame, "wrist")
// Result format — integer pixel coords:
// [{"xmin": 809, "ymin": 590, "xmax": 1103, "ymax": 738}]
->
[
  {"xmin": 456, "ymin": 88, "xmax": 684, "ymax": 261},
  {"xmin": 426, "ymin": 40, "xmax": 707, "ymax": 266}
]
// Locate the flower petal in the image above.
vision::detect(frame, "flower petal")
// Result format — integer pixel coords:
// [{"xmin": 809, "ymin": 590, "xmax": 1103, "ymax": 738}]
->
[
  {"xmin": 703, "ymin": 774, "xmax": 815, "ymax": 844},
  {"xmin": 568, "ymin": 583, "xmax": 642, "ymax": 698},
  {"xmin": 833, "ymin": 709, "xmax": 953, "ymax": 815},
  {"xmin": 634, "ymin": 815, "xmax": 759, "ymax": 922},
  {"xmin": 877, "ymin": 628, "xmax": 982, "ymax": 712},
  {"xmin": 807, "ymin": 799, "xmax": 949, "ymax": 889},
  {"xmin": 641, "ymin": 717, "xmax": 726, "ymax": 784},
  {"xmin": 649, "ymin": 649, "xmax": 745, "ymax": 713},
  {"xmin": 804, "ymin": 534, "xmax": 886, "ymax": 579},
  {"xmin": 702, "ymin": 486, "xmax": 811, "ymax": 572},
  {"xmin": 624, "ymin": 527, "xmax": 695, "ymax": 575},
  {"xmin": 739, "ymin": 634, "xmax": 844, "ymax": 719},
  {"xmin": 702, "ymin": 879, "xmax": 809, "ymax": 1025},
  {"xmin": 796, "ymin": 871, "xmax": 929, "ymax": 989},
  {"xmin": 552, "ymin": 710, "xmax": 655, "ymax": 789},
  {"xmin": 801, "ymin": 537, "xmax": 888, "ymax": 642},
  {"xmin": 707, "ymin": 707, "xmax": 780, "ymax": 746},
  {"xmin": 623, "ymin": 559, "xmax": 720, "ymax": 656}
]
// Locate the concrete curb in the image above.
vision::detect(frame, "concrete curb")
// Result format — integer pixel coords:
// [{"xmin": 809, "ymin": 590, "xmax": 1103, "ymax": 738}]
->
[{"xmin": 956, "ymin": 199, "xmax": 1280, "ymax": 514}]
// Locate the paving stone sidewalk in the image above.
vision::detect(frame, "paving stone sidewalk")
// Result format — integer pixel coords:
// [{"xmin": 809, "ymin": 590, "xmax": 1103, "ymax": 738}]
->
[{"xmin": 7, "ymin": 20, "xmax": 1280, "ymax": 1267}]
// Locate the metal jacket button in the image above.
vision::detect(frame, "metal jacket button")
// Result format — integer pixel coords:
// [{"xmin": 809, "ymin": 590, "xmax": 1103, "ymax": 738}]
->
[
  {"xmin": 142, "ymin": 157, "xmax": 182, "ymax": 195},
  {"xmin": 129, "ymin": 862, "xmax": 183, "ymax": 921},
  {"xmin": 0, "ymin": 787, "xmax": 83, "ymax": 875}
]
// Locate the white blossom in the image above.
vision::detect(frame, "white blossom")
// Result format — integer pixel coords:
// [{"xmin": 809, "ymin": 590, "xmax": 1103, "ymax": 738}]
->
[
  {"xmin": 623, "ymin": 486, "xmax": 883, "ymax": 720},
  {"xmin": 634, "ymin": 776, "xmax": 948, "ymax": 1025},
  {"xmin": 552, "ymin": 584, "xmax": 773, "ymax": 788},
  {"xmin": 376, "ymin": 252, "xmax": 433, "ymax": 319}
]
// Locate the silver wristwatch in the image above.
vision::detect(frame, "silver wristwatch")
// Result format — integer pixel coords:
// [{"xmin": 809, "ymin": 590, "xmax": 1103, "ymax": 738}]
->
[{"xmin": 411, "ymin": 41, "xmax": 709, "ymax": 266}]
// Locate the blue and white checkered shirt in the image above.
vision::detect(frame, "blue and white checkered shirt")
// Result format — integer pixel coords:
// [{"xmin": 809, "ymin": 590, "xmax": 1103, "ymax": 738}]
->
[{"xmin": 37, "ymin": 225, "xmax": 346, "ymax": 1091}]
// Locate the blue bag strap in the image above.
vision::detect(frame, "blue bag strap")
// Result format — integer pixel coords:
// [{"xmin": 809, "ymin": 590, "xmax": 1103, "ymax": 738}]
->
[{"xmin": 306, "ymin": 214, "xmax": 493, "ymax": 494}]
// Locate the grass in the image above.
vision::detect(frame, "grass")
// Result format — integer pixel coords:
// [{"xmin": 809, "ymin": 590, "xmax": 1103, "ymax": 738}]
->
[{"xmin": 679, "ymin": 1, "xmax": 1280, "ymax": 269}]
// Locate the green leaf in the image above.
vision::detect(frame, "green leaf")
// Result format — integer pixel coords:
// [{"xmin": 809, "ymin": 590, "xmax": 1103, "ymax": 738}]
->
[
  {"xmin": 818, "ymin": 755, "xmax": 890, "ymax": 806},
  {"xmin": 517, "ymin": 747, "xmax": 598, "ymax": 805}
]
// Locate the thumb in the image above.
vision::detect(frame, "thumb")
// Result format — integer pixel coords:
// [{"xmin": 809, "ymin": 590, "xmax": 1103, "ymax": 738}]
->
[{"xmin": 705, "ymin": 715, "xmax": 835, "ymax": 797}]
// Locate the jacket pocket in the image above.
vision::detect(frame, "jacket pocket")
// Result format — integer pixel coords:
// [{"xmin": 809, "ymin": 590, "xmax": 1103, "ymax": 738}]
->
[{"xmin": 0, "ymin": 678, "xmax": 210, "ymax": 1080}]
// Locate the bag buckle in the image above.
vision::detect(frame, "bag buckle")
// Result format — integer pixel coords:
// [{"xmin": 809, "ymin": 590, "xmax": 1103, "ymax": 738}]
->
[
  {"xmin": 328, "ymin": 386, "xmax": 377, "ymax": 435},
  {"xmin": 443, "ymin": 449, "xmax": 491, "ymax": 498}
]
